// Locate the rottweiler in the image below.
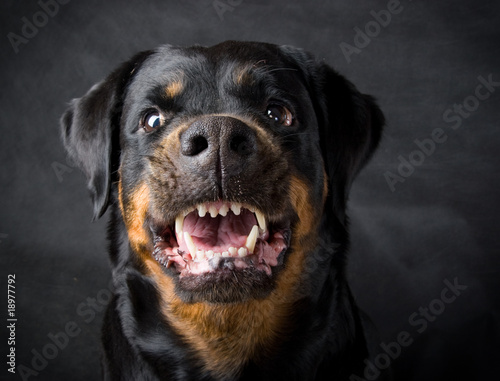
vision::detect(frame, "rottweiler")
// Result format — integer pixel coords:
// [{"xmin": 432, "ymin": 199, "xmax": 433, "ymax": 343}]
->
[{"xmin": 61, "ymin": 41, "xmax": 387, "ymax": 381}]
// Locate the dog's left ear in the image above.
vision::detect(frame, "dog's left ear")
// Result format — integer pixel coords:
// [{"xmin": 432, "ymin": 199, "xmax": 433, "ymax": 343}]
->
[
  {"xmin": 314, "ymin": 64, "xmax": 385, "ymax": 221},
  {"xmin": 60, "ymin": 50, "xmax": 153, "ymax": 220}
]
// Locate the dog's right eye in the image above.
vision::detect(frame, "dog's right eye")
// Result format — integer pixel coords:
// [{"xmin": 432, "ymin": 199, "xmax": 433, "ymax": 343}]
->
[{"xmin": 141, "ymin": 111, "xmax": 162, "ymax": 132}]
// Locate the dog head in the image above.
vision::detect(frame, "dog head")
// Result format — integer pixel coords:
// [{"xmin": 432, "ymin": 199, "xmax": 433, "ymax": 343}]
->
[{"xmin": 61, "ymin": 41, "xmax": 383, "ymax": 304}]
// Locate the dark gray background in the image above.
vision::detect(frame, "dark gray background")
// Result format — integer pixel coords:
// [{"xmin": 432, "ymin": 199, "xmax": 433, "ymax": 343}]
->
[{"xmin": 1, "ymin": 0, "xmax": 499, "ymax": 380}]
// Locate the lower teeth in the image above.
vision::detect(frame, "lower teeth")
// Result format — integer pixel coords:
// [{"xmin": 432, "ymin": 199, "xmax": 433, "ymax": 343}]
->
[{"xmin": 191, "ymin": 246, "xmax": 250, "ymax": 261}]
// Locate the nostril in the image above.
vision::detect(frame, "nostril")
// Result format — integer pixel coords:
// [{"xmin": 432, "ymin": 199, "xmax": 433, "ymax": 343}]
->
[
  {"xmin": 182, "ymin": 135, "xmax": 209, "ymax": 156},
  {"xmin": 192, "ymin": 136, "xmax": 209, "ymax": 155}
]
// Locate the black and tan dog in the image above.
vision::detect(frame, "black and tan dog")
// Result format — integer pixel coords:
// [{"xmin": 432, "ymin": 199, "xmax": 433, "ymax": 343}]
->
[{"xmin": 61, "ymin": 41, "xmax": 386, "ymax": 380}]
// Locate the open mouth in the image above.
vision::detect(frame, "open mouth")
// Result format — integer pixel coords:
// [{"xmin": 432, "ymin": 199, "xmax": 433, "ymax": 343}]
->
[{"xmin": 151, "ymin": 201, "xmax": 290, "ymax": 277}]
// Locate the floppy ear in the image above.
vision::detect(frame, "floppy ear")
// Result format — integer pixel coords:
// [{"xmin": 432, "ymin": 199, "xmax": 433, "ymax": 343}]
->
[
  {"xmin": 60, "ymin": 50, "xmax": 153, "ymax": 220},
  {"xmin": 315, "ymin": 64, "xmax": 385, "ymax": 223}
]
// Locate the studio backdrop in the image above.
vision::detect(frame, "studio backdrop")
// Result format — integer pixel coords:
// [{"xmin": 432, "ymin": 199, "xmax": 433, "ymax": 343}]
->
[{"xmin": 1, "ymin": 1, "xmax": 499, "ymax": 380}]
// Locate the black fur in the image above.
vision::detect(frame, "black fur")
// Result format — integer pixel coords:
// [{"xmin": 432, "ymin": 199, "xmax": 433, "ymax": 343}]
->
[{"xmin": 61, "ymin": 41, "xmax": 387, "ymax": 380}]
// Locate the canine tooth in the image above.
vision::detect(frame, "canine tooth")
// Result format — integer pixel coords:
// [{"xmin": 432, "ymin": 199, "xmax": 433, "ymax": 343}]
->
[
  {"xmin": 183, "ymin": 232, "xmax": 197, "ymax": 256},
  {"xmin": 228, "ymin": 247, "xmax": 237, "ymax": 256},
  {"xmin": 198, "ymin": 204, "xmax": 207, "ymax": 217},
  {"xmin": 245, "ymin": 225, "xmax": 259, "ymax": 253},
  {"xmin": 222, "ymin": 251, "xmax": 229, "ymax": 257},
  {"xmin": 255, "ymin": 210, "xmax": 267, "ymax": 232},
  {"xmin": 209, "ymin": 205, "xmax": 218, "ymax": 218},
  {"xmin": 175, "ymin": 215, "xmax": 184, "ymax": 237},
  {"xmin": 238, "ymin": 247, "xmax": 248, "ymax": 257},
  {"xmin": 219, "ymin": 204, "xmax": 229, "ymax": 217},
  {"xmin": 231, "ymin": 203, "xmax": 241, "ymax": 215}
]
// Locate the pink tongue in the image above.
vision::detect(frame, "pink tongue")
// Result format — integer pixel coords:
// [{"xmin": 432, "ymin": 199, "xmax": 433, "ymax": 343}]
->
[{"xmin": 180, "ymin": 209, "xmax": 257, "ymax": 252}]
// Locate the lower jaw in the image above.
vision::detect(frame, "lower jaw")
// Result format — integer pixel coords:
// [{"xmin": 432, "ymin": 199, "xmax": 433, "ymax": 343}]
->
[
  {"xmin": 152, "ymin": 242, "xmax": 289, "ymax": 303},
  {"xmin": 172, "ymin": 264, "xmax": 278, "ymax": 304}
]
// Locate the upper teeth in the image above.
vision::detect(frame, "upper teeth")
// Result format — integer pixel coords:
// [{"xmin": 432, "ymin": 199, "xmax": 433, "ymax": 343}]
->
[
  {"xmin": 219, "ymin": 204, "xmax": 229, "ymax": 217},
  {"xmin": 209, "ymin": 205, "xmax": 218, "ymax": 218},
  {"xmin": 192, "ymin": 203, "xmax": 243, "ymax": 218},
  {"xmin": 255, "ymin": 210, "xmax": 267, "ymax": 232},
  {"xmin": 176, "ymin": 203, "xmax": 266, "ymax": 230},
  {"xmin": 175, "ymin": 215, "xmax": 184, "ymax": 238},
  {"xmin": 198, "ymin": 204, "xmax": 207, "ymax": 217},
  {"xmin": 231, "ymin": 203, "xmax": 241, "ymax": 215}
]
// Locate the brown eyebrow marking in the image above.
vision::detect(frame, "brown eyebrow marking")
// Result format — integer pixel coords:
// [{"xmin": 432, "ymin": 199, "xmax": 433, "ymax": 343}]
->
[
  {"xmin": 233, "ymin": 64, "xmax": 256, "ymax": 86},
  {"xmin": 232, "ymin": 59, "xmax": 272, "ymax": 86},
  {"xmin": 165, "ymin": 80, "xmax": 184, "ymax": 98}
]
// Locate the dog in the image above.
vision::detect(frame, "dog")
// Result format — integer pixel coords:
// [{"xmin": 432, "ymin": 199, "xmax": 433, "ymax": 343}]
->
[{"xmin": 61, "ymin": 41, "xmax": 387, "ymax": 380}]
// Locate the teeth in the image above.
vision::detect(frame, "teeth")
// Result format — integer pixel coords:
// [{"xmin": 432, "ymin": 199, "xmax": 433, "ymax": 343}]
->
[
  {"xmin": 175, "ymin": 215, "xmax": 184, "ymax": 240},
  {"xmin": 231, "ymin": 203, "xmax": 241, "ymax": 215},
  {"xmin": 219, "ymin": 204, "xmax": 229, "ymax": 217},
  {"xmin": 245, "ymin": 225, "xmax": 259, "ymax": 253},
  {"xmin": 255, "ymin": 210, "xmax": 267, "ymax": 232},
  {"xmin": 187, "ymin": 203, "xmax": 265, "ymax": 220},
  {"xmin": 198, "ymin": 204, "xmax": 207, "ymax": 217},
  {"xmin": 196, "ymin": 250, "xmax": 205, "ymax": 261},
  {"xmin": 183, "ymin": 232, "xmax": 197, "ymax": 257},
  {"xmin": 180, "ymin": 246, "xmax": 252, "ymax": 261},
  {"xmin": 209, "ymin": 205, "xmax": 218, "ymax": 218}
]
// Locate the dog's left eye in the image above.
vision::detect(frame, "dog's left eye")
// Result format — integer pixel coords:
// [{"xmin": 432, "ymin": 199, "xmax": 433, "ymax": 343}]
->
[
  {"xmin": 141, "ymin": 111, "xmax": 162, "ymax": 132},
  {"xmin": 266, "ymin": 105, "xmax": 293, "ymax": 127}
]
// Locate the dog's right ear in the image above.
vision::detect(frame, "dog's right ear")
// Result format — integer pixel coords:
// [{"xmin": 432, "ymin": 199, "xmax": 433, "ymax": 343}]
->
[{"xmin": 61, "ymin": 50, "xmax": 153, "ymax": 221}]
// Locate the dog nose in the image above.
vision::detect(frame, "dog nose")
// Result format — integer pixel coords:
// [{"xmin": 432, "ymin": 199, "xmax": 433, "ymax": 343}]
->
[{"xmin": 180, "ymin": 116, "xmax": 257, "ymax": 178}]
